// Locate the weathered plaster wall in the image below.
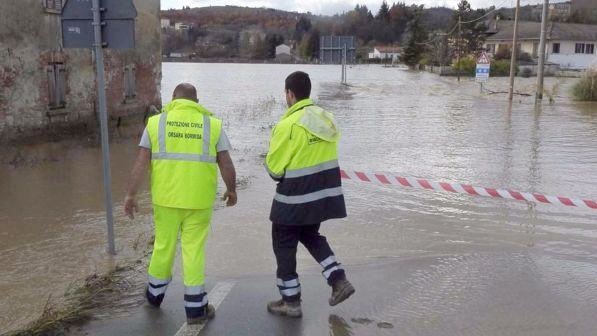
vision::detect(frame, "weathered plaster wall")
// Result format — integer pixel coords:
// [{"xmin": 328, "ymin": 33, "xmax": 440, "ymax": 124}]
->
[{"xmin": 0, "ymin": 0, "xmax": 161, "ymax": 142}]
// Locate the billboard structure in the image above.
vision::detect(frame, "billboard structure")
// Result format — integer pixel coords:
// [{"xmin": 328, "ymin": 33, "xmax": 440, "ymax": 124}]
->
[{"xmin": 320, "ymin": 36, "xmax": 356, "ymax": 64}]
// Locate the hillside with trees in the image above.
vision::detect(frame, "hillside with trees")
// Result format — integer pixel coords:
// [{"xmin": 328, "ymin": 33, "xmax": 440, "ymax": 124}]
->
[
  {"xmin": 161, "ymin": 2, "xmax": 455, "ymax": 61},
  {"xmin": 162, "ymin": 1, "xmax": 597, "ymax": 65}
]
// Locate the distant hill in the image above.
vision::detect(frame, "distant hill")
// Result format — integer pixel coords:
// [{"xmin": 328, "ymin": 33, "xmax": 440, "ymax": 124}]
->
[{"xmin": 160, "ymin": 5, "xmax": 456, "ymax": 60}]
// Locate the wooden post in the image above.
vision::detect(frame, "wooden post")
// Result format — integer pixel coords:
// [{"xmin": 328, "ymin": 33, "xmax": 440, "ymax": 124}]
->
[
  {"xmin": 536, "ymin": 0, "xmax": 549, "ymax": 103},
  {"xmin": 508, "ymin": 0, "xmax": 520, "ymax": 101}
]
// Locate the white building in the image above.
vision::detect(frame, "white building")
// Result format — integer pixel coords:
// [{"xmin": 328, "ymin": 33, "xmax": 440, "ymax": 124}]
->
[
  {"xmin": 484, "ymin": 21, "xmax": 597, "ymax": 70},
  {"xmin": 161, "ymin": 18, "xmax": 171, "ymax": 29},
  {"xmin": 275, "ymin": 44, "xmax": 293, "ymax": 62},
  {"xmin": 368, "ymin": 46, "xmax": 401, "ymax": 62},
  {"xmin": 174, "ymin": 22, "xmax": 191, "ymax": 31}
]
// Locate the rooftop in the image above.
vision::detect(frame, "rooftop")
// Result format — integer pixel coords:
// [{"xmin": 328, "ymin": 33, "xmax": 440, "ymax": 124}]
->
[{"xmin": 486, "ymin": 20, "xmax": 597, "ymax": 41}]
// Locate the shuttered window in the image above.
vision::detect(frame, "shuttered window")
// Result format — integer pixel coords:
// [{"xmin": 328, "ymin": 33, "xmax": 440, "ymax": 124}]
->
[
  {"xmin": 43, "ymin": 0, "xmax": 63, "ymax": 14},
  {"xmin": 124, "ymin": 65, "xmax": 136, "ymax": 100},
  {"xmin": 47, "ymin": 63, "xmax": 66, "ymax": 109}
]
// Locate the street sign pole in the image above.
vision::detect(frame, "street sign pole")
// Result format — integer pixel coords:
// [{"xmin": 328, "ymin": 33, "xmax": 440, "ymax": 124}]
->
[{"xmin": 92, "ymin": 0, "xmax": 116, "ymax": 255}]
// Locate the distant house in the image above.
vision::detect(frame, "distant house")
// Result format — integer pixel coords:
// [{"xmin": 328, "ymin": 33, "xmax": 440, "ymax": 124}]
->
[
  {"xmin": 161, "ymin": 18, "xmax": 171, "ymax": 29},
  {"xmin": 275, "ymin": 44, "xmax": 293, "ymax": 63},
  {"xmin": 484, "ymin": 20, "xmax": 597, "ymax": 70},
  {"xmin": 368, "ymin": 46, "xmax": 401, "ymax": 62},
  {"xmin": 174, "ymin": 22, "xmax": 191, "ymax": 31}
]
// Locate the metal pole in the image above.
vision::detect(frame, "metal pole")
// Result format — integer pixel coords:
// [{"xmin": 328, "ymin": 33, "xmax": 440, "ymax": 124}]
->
[
  {"xmin": 535, "ymin": 0, "xmax": 549, "ymax": 103},
  {"xmin": 508, "ymin": 0, "xmax": 521, "ymax": 101},
  {"xmin": 342, "ymin": 44, "xmax": 347, "ymax": 84},
  {"xmin": 92, "ymin": 0, "xmax": 116, "ymax": 255},
  {"xmin": 457, "ymin": 16, "xmax": 461, "ymax": 82}
]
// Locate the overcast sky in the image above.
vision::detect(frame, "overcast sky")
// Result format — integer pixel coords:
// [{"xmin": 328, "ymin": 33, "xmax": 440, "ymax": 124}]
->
[{"xmin": 161, "ymin": 0, "xmax": 546, "ymax": 15}]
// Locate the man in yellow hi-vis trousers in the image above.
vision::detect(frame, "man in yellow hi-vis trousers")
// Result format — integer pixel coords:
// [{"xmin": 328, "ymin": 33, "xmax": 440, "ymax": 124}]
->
[{"xmin": 124, "ymin": 83, "xmax": 237, "ymax": 325}]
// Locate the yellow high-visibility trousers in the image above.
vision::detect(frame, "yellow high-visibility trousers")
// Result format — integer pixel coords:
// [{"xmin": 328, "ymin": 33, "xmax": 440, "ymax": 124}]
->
[{"xmin": 148, "ymin": 205, "xmax": 212, "ymax": 286}]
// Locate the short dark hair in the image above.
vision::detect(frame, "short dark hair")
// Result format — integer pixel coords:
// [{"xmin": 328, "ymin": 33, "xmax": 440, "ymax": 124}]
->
[
  {"xmin": 173, "ymin": 83, "xmax": 198, "ymax": 102},
  {"xmin": 285, "ymin": 71, "xmax": 311, "ymax": 100}
]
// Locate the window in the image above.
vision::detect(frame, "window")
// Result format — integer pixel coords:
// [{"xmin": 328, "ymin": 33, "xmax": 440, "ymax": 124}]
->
[
  {"xmin": 43, "ymin": 0, "xmax": 63, "ymax": 14},
  {"xmin": 124, "ymin": 65, "xmax": 136, "ymax": 100},
  {"xmin": 47, "ymin": 63, "xmax": 66, "ymax": 109},
  {"xmin": 486, "ymin": 44, "xmax": 496, "ymax": 53},
  {"xmin": 552, "ymin": 43, "xmax": 560, "ymax": 54},
  {"xmin": 575, "ymin": 43, "xmax": 586, "ymax": 54},
  {"xmin": 586, "ymin": 44, "xmax": 595, "ymax": 54}
]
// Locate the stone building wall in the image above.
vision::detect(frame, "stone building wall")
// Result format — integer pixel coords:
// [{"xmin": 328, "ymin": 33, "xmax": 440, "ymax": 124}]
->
[{"xmin": 0, "ymin": 0, "xmax": 161, "ymax": 142}]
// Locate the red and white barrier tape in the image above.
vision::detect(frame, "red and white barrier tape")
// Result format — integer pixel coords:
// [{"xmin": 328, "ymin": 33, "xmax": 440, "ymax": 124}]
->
[{"xmin": 340, "ymin": 170, "xmax": 597, "ymax": 210}]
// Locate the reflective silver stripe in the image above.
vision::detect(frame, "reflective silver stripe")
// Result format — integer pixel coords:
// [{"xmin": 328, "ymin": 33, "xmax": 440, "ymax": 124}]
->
[
  {"xmin": 148, "ymin": 275, "xmax": 170, "ymax": 285},
  {"xmin": 267, "ymin": 165, "xmax": 283, "ymax": 179},
  {"xmin": 158, "ymin": 113, "xmax": 167, "ymax": 153},
  {"xmin": 284, "ymin": 160, "xmax": 340, "ymax": 179},
  {"xmin": 148, "ymin": 285, "xmax": 168, "ymax": 296},
  {"xmin": 280, "ymin": 287, "xmax": 301, "ymax": 296},
  {"xmin": 277, "ymin": 278, "xmax": 299, "ymax": 287},
  {"xmin": 320, "ymin": 255, "xmax": 337, "ymax": 268},
  {"xmin": 152, "ymin": 152, "xmax": 217, "ymax": 163},
  {"xmin": 274, "ymin": 187, "xmax": 343, "ymax": 205},
  {"xmin": 184, "ymin": 296, "xmax": 208, "ymax": 307},
  {"xmin": 185, "ymin": 285, "xmax": 205, "ymax": 295},
  {"xmin": 323, "ymin": 266, "xmax": 343, "ymax": 279},
  {"xmin": 202, "ymin": 114, "xmax": 211, "ymax": 156}
]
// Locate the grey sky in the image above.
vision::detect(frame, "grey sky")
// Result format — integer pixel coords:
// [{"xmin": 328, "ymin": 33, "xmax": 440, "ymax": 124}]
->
[{"xmin": 161, "ymin": 0, "xmax": 545, "ymax": 15}]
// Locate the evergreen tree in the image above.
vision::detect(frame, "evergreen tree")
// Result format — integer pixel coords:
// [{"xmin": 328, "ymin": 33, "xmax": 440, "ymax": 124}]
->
[
  {"xmin": 452, "ymin": 0, "xmax": 487, "ymax": 55},
  {"xmin": 377, "ymin": 1, "xmax": 390, "ymax": 21},
  {"xmin": 293, "ymin": 16, "xmax": 312, "ymax": 42},
  {"xmin": 265, "ymin": 33, "xmax": 285, "ymax": 58},
  {"xmin": 402, "ymin": 7, "xmax": 427, "ymax": 68}
]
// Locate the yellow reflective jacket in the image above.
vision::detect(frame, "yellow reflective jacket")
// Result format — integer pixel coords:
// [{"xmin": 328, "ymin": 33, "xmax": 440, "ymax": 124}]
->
[
  {"xmin": 147, "ymin": 99, "xmax": 222, "ymax": 209},
  {"xmin": 265, "ymin": 98, "xmax": 346, "ymax": 225}
]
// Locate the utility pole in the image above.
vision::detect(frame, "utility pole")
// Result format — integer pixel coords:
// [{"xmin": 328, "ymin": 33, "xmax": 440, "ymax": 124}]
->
[
  {"xmin": 457, "ymin": 15, "xmax": 461, "ymax": 82},
  {"xmin": 535, "ymin": 0, "xmax": 549, "ymax": 103},
  {"xmin": 508, "ymin": 0, "xmax": 521, "ymax": 101},
  {"xmin": 92, "ymin": 0, "xmax": 116, "ymax": 255}
]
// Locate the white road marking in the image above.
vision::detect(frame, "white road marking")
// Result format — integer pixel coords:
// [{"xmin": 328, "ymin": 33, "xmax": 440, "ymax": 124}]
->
[{"xmin": 174, "ymin": 281, "xmax": 236, "ymax": 336}]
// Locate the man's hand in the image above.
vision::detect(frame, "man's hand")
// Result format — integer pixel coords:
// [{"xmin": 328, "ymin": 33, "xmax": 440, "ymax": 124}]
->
[
  {"xmin": 124, "ymin": 194, "xmax": 138, "ymax": 219},
  {"xmin": 222, "ymin": 190, "xmax": 237, "ymax": 207}
]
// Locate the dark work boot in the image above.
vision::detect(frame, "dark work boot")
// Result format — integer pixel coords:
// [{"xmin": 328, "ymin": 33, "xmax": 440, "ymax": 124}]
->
[
  {"xmin": 329, "ymin": 278, "xmax": 355, "ymax": 306},
  {"xmin": 267, "ymin": 299, "xmax": 302, "ymax": 318},
  {"xmin": 187, "ymin": 304, "xmax": 215, "ymax": 325},
  {"xmin": 145, "ymin": 286, "xmax": 164, "ymax": 308}
]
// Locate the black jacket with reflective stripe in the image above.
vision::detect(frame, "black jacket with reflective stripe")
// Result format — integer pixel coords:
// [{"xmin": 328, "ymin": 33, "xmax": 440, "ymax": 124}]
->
[{"xmin": 270, "ymin": 167, "xmax": 347, "ymax": 225}]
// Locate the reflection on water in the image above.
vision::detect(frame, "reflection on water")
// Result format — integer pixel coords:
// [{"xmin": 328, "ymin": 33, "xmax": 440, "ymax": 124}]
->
[{"xmin": 0, "ymin": 63, "xmax": 596, "ymax": 333}]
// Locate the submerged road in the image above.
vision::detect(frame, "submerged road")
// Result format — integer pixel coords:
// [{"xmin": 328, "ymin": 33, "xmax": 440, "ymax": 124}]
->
[
  {"xmin": 72, "ymin": 252, "xmax": 597, "ymax": 336},
  {"xmin": 2, "ymin": 64, "xmax": 596, "ymax": 335}
]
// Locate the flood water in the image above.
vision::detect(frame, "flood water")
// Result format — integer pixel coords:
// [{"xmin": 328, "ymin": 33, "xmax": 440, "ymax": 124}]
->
[{"xmin": 1, "ymin": 63, "xmax": 596, "ymax": 335}]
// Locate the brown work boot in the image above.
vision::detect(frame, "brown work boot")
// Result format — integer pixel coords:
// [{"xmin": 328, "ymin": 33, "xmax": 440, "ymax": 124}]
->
[
  {"xmin": 267, "ymin": 299, "xmax": 302, "ymax": 318},
  {"xmin": 329, "ymin": 278, "xmax": 355, "ymax": 306},
  {"xmin": 187, "ymin": 304, "xmax": 215, "ymax": 325}
]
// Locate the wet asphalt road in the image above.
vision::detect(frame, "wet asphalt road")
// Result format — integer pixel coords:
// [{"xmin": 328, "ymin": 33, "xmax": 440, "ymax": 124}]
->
[{"xmin": 72, "ymin": 250, "xmax": 597, "ymax": 336}]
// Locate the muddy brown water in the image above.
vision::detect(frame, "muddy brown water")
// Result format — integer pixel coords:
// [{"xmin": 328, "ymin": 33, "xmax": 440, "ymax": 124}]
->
[{"xmin": 1, "ymin": 63, "xmax": 596, "ymax": 334}]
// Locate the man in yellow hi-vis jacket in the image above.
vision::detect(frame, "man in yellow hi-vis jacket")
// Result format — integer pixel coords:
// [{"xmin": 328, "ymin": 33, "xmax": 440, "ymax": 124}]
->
[
  {"xmin": 265, "ymin": 72, "xmax": 355, "ymax": 318},
  {"xmin": 124, "ymin": 83, "xmax": 237, "ymax": 325}
]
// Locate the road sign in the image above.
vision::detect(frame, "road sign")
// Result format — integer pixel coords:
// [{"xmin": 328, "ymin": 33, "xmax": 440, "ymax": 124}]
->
[
  {"xmin": 477, "ymin": 52, "xmax": 491, "ymax": 65},
  {"xmin": 476, "ymin": 52, "xmax": 491, "ymax": 83},
  {"xmin": 62, "ymin": 0, "xmax": 137, "ymax": 49},
  {"xmin": 60, "ymin": 0, "xmax": 138, "ymax": 254}
]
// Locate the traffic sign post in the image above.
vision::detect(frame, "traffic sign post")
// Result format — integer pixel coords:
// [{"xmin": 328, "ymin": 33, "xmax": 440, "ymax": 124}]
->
[
  {"xmin": 476, "ymin": 52, "xmax": 491, "ymax": 93},
  {"xmin": 62, "ymin": 0, "xmax": 137, "ymax": 255}
]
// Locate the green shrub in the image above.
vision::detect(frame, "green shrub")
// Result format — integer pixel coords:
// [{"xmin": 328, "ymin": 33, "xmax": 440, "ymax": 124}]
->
[
  {"xmin": 452, "ymin": 56, "xmax": 476, "ymax": 76},
  {"xmin": 490, "ymin": 60, "xmax": 512, "ymax": 77},
  {"xmin": 572, "ymin": 70, "xmax": 597, "ymax": 101}
]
